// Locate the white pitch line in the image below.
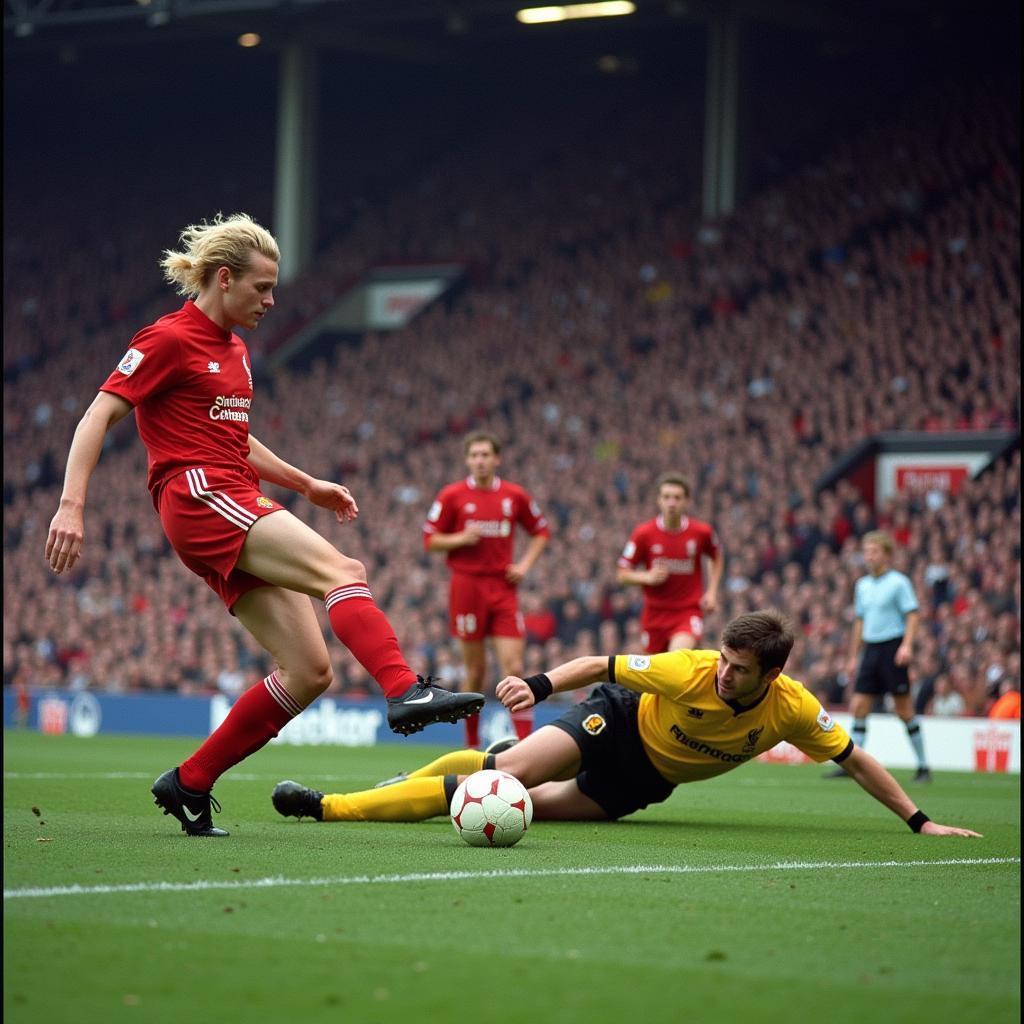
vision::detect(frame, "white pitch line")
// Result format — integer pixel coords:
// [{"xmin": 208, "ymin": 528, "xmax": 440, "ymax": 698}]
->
[{"xmin": 4, "ymin": 857, "xmax": 1018, "ymax": 901}]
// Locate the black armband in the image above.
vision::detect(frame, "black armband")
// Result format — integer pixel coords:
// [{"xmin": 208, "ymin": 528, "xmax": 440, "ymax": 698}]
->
[
  {"xmin": 906, "ymin": 810, "xmax": 930, "ymax": 833},
  {"xmin": 524, "ymin": 673, "xmax": 553, "ymax": 703}
]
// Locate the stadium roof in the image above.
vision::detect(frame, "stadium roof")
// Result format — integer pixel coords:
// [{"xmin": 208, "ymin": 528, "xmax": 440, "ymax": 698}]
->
[{"xmin": 5, "ymin": 0, "xmax": 1013, "ymax": 54}]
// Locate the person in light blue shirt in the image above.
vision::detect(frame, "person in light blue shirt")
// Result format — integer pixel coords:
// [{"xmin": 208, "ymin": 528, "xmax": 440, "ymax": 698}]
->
[{"xmin": 828, "ymin": 530, "xmax": 930, "ymax": 782}]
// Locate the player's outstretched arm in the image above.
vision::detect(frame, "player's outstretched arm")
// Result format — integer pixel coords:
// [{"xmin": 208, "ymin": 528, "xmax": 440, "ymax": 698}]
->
[
  {"xmin": 46, "ymin": 391, "xmax": 133, "ymax": 574},
  {"xmin": 496, "ymin": 655, "xmax": 609, "ymax": 713},
  {"xmin": 246, "ymin": 434, "xmax": 358, "ymax": 524},
  {"xmin": 839, "ymin": 746, "xmax": 982, "ymax": 837}
]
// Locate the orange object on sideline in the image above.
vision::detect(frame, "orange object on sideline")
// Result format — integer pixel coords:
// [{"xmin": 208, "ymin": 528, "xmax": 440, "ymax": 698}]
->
[{"xmin": 988, "ymin": 690, "xmax": 1021, "ymax": 720}]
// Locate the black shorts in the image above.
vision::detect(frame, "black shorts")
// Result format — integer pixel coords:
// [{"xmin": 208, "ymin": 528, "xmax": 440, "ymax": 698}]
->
[
  {"xmin": 854, "ymin": 638, "xmax": 911, "ymax": 697},
  {"xmin": 549, "ymin": 684, "xmax": 675, "ymax": 820}
]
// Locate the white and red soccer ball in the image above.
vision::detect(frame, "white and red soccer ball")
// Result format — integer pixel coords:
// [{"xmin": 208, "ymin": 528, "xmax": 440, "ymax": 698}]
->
[{"xmin": 450, "ymin": 769, "xmax": 533, "ymax": 847}]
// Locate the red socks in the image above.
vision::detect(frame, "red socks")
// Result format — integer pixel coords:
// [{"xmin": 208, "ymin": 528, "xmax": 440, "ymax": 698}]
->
[
  {"xmin": 464, "ymin": 712, "xmax": 481, "ymax": 748},
  {"xmin": 466, "ymin": 707, "xmax": 533, "ymax": 748},
  {"xmin": 511, "ymin": 708, "xmax": 534, "ymax": 741},
  {"xmin": 179, "ymin": 672, "xmax": 299, "ymax": 792},
  {"xmin": 176, "ymin": 586, "xmax": 436, "ymax": 793},
  {"xmin": 324, "ymin": 585, "xmax": 417, "ymax": 698}
]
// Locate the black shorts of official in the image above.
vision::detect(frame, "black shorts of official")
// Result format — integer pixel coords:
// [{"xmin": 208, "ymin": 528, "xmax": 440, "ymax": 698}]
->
[
  {"xmin": 549, "ymin": 684, "xmax": 675, "ymax": 820},
  {"xmin": 854, "ymin": 637, "xmax": 911, "ymax": 697}
]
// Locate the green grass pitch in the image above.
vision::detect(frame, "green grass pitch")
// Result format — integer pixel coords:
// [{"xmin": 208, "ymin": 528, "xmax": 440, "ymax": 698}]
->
[{"xmin": 3, "ymin": 730, "xmax": 1019, "ymax": 1024}]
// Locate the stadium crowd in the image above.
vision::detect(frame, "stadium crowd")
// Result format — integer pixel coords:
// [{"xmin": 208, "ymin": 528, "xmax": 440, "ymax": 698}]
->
[{"xmin": 3, "ymin": 69, "xmax": 1019, "ymax": 719}]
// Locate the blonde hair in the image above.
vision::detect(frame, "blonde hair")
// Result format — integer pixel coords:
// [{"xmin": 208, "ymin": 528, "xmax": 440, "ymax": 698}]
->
[
  {"xmin": 160, "ymin": 213, "xmax": 280, "ymax": 297},
  {"xmin": 863, "ymin": 530, "xmax": 894, "ymax": 555}
]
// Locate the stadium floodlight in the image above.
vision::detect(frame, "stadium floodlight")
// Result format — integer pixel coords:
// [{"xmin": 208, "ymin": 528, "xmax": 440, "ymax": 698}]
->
[{"xmin": 516, "ymin": 2, "xmax": 637, "ymax": 25}]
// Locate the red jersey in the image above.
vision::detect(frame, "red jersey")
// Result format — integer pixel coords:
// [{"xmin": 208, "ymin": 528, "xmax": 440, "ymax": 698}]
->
[
  {"xmin": 100, "ymin": 301, "xmax": 257, "ymax": 503},
  {"xmin": 618, "ymin": 515, "xmax": 720, "ymax": 611},
  {"xmin": 423, "ymin": 476, "xmax": 550, "ymax": 577}
]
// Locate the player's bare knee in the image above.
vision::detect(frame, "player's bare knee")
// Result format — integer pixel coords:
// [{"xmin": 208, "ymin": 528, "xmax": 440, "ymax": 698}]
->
[
  {"xmin": 337, "ymin": 555, "xmax": 367, "ymax": 585},
  {"xmin": 281, "ymin": 661, "xmax": 333, "ymax": 703},
  {"xmin": 494, "ymin": 749, "xmax": 544, "ymax": 787}
]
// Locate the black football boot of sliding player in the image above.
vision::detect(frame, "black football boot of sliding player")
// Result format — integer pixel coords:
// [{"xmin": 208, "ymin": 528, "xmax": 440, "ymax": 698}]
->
[{"xmin": 272, "ymin": 780, "xmax": 325, "ymax": 821}]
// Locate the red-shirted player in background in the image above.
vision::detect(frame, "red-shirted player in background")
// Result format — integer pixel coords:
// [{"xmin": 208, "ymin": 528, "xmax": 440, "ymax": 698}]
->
[
  {"xmin": 423, "ymin": 432, "xmax": 550, "ymax": 748},
  {"xmin": 44, "ymin": 213, "xmax": 483, "ymax": 837},
  {"xmin": 617, "ymin": 472, "xmax": 724, "ymax": 654}
]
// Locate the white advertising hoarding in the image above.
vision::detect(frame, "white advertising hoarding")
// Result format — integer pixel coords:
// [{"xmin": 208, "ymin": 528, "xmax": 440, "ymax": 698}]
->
[{"xmin": 760, "ymin": 714, "xmax": 1019, "ymax": 773}]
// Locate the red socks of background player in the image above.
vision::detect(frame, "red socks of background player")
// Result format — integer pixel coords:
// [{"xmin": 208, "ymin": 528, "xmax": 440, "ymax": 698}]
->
[
  {"xmin": 179, "ymin": 672, "xmax": 299, "ymax": 792},
  {"xmin": 510, "ymin": 708, "xmax": 533, "ymax": 741},
  {"xmin": 324, "ymin": 584, "xmax": 418, "ymax": 698},
  {"xmin": 464, "ymin": 708, "xmax": 534, "ymax": 748}
]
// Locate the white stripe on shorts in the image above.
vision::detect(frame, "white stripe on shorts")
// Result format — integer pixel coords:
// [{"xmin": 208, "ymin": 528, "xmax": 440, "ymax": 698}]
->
[{"xmin": 185, "ymin": 468, "xmax": 258, "ymax": 532}]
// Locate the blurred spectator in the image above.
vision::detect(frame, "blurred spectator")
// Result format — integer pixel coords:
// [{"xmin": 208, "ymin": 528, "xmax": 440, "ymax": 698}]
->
[{"xmin": 928, "ymin": 675, "xmax": 966, "ymax": 717}]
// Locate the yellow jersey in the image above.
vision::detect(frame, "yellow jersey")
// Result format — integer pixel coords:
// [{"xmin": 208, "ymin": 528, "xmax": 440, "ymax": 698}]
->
[{"xmin": 609, "ymin": 649, "xmax": 851, "ymax": 784}]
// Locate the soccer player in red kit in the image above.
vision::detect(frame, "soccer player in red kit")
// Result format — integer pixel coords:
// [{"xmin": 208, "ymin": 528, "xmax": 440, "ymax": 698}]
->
[
  {"xmin": 44, "ymin": 213, "xmax": 483, "ymax": 837},
  {"xmin": 423, "ymin": 432, "xmax": 550, "ymax": 748},
  {"xmin": 617, "ymin": 472, "xmax": 724, "ymax": 654}
]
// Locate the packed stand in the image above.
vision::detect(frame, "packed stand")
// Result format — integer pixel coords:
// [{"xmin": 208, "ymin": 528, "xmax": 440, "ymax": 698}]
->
[{"xmin": 3, "ymin": 71, "xmax": 1020, "ymax": 721}]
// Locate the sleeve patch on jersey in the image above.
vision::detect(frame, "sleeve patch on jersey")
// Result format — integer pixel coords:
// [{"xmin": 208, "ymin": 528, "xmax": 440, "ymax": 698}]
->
[
  {"xmin": 627, "ymin": 655, "xmax": 651, "ymax": 672},
  {"xmin": 117, "ymin": 348, "xmax": 145, "ymax": 376},
  {"xmin": 622, "ymin": 540, "xmax": 636, "ymax": 559},
  {"xmin": 427, "ymin": 500, "xmax": 442, "ymax": 522},
  {"xmin": 817, "ymin": 707, "xmax": 835, "ymax": 732}
]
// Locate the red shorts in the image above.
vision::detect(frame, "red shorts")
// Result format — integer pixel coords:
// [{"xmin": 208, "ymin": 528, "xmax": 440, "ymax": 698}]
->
[
  {"xmin": 641, "ymin": 607, "xmax": 704, "ymax": 654},
  {"xmin": 158, "ymin": 467, "xmax": 282, "ymax": 611},
  {"xmin": 448, "ymin": 573, "xmax": 524, "ymax": 642}
]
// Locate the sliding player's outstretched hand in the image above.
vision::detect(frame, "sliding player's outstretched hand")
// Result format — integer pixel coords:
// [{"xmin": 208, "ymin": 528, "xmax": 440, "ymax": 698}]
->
[
  {"xmin": 920, "ymin": 821, "xmax": 983, "ymax": 838},
  {"xmin": 496, "ymin": 675, "xmax": 534, "ymax": 714}
]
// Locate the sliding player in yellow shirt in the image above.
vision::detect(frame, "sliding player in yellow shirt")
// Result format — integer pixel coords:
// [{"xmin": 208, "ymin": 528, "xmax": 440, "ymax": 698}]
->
[{"xmin": 272, "ymin": 610, "xmax": 980, "ymax": 837}]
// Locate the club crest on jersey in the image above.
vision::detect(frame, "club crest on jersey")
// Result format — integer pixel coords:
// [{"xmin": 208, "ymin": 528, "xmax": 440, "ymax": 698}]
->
[
  {"xmin": 117, "ymin": 348, "xmax": 144, "ymax": 376},
  {"xmin": 742, "ymin": 726, "xmax": 765, "ymax": 753},
  {"xmin": 627, "ymin": 655, "xmax": 651, "ymax": 672},
  {"xmin": 817, "ymin": 708, "xmax": 835, "ymax": 732},
  {"xmin": 687, "ymin": 539, "xmax": 697, "ymax": 555},
  {"xmin": 582, "ymin": 714, "xmax": 607, "ymax": 736},
  {"xmin": 207, "ymin": 361, "xmax": 221, "ymax": 374},
  {"xmin": 256, "ymin": 497, "xmax": 274, "ymax": 509},
  {"xmin": 242, "ymin": 354, "xmax": 253, "ymax": 390},
  {"xmin": 502, "ymin": 497, "xmax": 513, "ymax": 517}
]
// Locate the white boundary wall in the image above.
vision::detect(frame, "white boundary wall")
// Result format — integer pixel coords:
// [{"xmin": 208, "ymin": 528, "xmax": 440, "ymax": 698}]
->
[{"xmin": 760, "ymin": 714, "xmax": 1019, "ymax": 773}]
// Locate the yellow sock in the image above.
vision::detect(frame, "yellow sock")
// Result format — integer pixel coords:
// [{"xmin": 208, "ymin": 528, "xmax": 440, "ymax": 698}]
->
[
  {"xmin": 407, "ymin": 749, "xmax": 487, "ymax": 780},
  {"xmin": 322, "ymin": 777, "xmax": 450, "ymax": 822}
]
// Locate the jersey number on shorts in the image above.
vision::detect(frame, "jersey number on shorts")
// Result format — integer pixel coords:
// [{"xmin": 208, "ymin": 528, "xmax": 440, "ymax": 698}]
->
[{"xmin": 456, "ymin": 614, "xmax": 478, "ymax": 638}]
